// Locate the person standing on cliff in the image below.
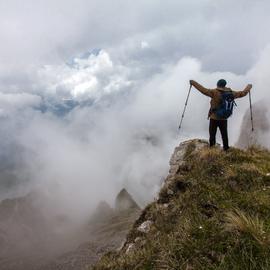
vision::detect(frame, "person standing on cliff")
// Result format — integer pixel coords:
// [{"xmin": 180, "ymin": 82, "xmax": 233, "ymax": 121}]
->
[{"xmin": 189, "ymin": 79, "xmax": 252, "ymax": 151}]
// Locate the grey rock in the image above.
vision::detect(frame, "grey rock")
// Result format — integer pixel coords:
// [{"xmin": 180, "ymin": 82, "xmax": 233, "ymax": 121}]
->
[
  {"xmin": 125, "ymin": 243, "xmax": 136, "ymax": 254},
  {"xmin": 236, "ymin": 101, "xmax": 270, "ymax": 149},
  {"xmin": 137, "ymin": 220, "xmax": 153, "ymax": 233}
]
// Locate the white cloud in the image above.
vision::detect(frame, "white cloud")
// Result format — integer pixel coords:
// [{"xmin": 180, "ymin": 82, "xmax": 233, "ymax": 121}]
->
[
  {"xmin": 0, "ymin": 92, "xmax": 41, "ymax": 117},
  {"xmin": 0, "ymin": 0, "xmax": 270, "ymax": 227},
  {"xmin": 141, "ymin": 41, "xmax": 150, "ymax": 49},
  {"xmin": 1, "ymin": 0, "xmax": 270, "ymax": 76},
  {"xmin": 37, "ymin": 50, "xmax": 132, "ymax": 101}
]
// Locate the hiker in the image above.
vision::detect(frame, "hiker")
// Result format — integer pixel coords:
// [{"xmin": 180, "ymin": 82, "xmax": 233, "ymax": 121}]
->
[{"xmin": 189, "ymin": 79, "xmax": 252, "ymax": 151}]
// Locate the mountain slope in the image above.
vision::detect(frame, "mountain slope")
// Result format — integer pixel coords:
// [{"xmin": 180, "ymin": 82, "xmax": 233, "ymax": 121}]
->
[
  {"xmin": 0, "ymin": 188, "xmax": 140, "ymax": 270},
  {"xmin": 93, "ymin": 139, "xmax": 270, "ymax": 270},
  {"xmin": 0, "ymin": 191, "xmax": 89, "ymax": 270},
  {"xmin": 40, "ymin": 208, "xmax": 140, "ymax": 270}
]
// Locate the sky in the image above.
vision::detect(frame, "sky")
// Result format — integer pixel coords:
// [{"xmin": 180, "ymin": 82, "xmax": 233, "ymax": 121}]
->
[{"xmin": 0, "ymin": 0, "xmax": 270, "ymax": 219}]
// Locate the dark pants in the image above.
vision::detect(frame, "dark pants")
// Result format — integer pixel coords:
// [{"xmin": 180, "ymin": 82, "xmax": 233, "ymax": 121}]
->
[{"xmin": 209, "ymin": 119, "xmax": 229, "ymax": 150}]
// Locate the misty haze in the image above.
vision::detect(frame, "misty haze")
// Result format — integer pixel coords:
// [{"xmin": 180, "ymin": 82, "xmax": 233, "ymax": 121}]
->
[{"xmin": 0, "ymin": 1, "xmax": 270, "ymax": 269}]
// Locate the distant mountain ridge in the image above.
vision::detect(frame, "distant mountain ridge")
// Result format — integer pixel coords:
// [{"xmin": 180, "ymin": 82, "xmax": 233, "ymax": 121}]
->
[{"xmin": 0, "ymin": 188, "xmax": 140, "ymax": 270}]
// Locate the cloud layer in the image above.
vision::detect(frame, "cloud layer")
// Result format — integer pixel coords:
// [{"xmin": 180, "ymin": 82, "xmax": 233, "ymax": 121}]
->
[{"xmin": 0, "ymin": 1, "xmax": 270, "ymax": 222}]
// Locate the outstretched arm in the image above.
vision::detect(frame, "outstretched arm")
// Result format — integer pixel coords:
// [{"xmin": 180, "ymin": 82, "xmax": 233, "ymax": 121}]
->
[
  {"xmin": 233, "ymin": 84, "xmax": 252, "ymax": 99},
  {"xmin": 190, "ymin": 80, "xmax": 213, "ymax": 98}
]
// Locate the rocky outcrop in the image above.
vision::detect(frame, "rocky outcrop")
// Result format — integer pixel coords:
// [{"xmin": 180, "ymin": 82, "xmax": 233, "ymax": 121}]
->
[
  {"xmin": 115, "ymin": 139, "xmax": 209, "ymax": 255},
  {"xmin": 236, "ymin": 101, "xmax": 270, "ymax": 149},
  {"xmin": 115, "ymin": 188, "xmax": 140, "ymax": 212},
  {"xmin": 168, "ymin": 139, "xmax": 208, "ymax": 179},
  {"xmin": 0, "ymin": 187, "xmax": 141, "ymax": 270},
  {"xmin": 40, "ymin": 197, "xmax": 140, "ymax": 270},
  {"xmin": 39, "ymin": 189, "xmax": 140, "ymax": 270},
  {"xmin": 90, "ymin": 201, "xmax": 114, "ymax": 223},
  {"xmin": 159, "ymin": 139, "xmax": 208, "ymax": 202},
  {"xmin": 93, "ymin": 139, "xmax": 270, "ymax": 270}
]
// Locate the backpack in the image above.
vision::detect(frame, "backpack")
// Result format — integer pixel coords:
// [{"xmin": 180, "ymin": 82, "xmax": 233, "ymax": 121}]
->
[{"xmin": 215, "ymin": 91, "xmax": 237, "ymax": 119}]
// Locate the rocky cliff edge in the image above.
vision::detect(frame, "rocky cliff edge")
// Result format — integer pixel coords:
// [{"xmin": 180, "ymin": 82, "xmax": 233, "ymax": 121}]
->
[{"xmin": 93, "ymin": 139, "xmax": 270, "ymax": 270}]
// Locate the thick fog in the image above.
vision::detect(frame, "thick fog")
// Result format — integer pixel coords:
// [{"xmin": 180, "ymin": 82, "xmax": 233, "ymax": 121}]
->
[{"xmin": 0, "ymin": 0, "xmax": 270, "ymax": 220}]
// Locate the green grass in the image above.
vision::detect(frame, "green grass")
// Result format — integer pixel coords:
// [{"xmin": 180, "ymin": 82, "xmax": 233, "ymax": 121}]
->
[{"xmin": 92, "ymin": 144, "xmax": 270, "ymax": 270}]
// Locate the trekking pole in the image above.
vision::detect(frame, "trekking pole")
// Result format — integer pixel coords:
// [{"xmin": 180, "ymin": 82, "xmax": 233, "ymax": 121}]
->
[
  {"xmin": 178, "ymin": 84, "xmax": 192, "ymax": 131},
  {"xmin": 248, "ymin": 91, "xmax": 254, "ymax": 132}
]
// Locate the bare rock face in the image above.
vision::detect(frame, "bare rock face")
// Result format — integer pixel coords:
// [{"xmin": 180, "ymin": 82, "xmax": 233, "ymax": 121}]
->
[
  {"xmin": 40, "ymin": 189, "xmax": 141, "ymax": 270},
  {"xmin": 120, "ymin": 139, "xmax": 209, "ymax": 255},
  {"xmin": 168, "ymin": 139, "xmax": 208, "ymax": 181},
  {"xmin": 90, "ymin": 201, "xmax": 114, "ymax": 223},
  {"xmin": 0, "ymin": 189, "xmax": 140, "ymax": 270},
  {"xmin": 96, "ymin": 201, "xmax": 114, "ymax": 217},
  {"xmin": 157, "ymin": 139, "xmax": 208, "ymax": 204},
  {"xmin": 41, "ymin": 197, "xmax": 141, "ymax": 270},
  {"xmin": 115, "ymin": 189, "xmax": 140, "ymax": 212},
  {"xmin": 236, "ymin": 101, "xmax": 270, "ymax": 149}
]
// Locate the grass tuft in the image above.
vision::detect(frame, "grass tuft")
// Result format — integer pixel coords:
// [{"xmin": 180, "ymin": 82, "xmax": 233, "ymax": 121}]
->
[{"xmin": 225, "ymin": 208, "xmax": 270, "ymax": 246}]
